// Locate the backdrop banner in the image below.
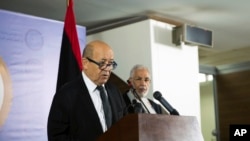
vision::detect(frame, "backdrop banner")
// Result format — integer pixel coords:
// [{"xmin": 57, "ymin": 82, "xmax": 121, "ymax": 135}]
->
[{"xmin": 0, "ymin": 9, "xmax": 86, "ymax": 141}]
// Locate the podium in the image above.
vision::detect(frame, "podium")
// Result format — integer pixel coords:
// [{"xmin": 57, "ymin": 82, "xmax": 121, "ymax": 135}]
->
[{"xmin": 97, "ymin": 114, "xmax": 204, "ymax": 141}]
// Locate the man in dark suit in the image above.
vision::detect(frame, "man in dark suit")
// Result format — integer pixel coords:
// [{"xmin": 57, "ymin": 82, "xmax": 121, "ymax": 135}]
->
[
  {"xmin": 123, "ymin": 64, "xmax": 163, "ymax": 114},
  {"xmin": 47, "ymin": 40, "xmax": 127, "ymax": 141}
]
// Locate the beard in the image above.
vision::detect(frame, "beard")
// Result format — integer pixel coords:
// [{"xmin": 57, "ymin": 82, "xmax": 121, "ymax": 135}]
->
[{"xmin": 137, "ymin": 90, "xmax": 148, "ymax": 98}]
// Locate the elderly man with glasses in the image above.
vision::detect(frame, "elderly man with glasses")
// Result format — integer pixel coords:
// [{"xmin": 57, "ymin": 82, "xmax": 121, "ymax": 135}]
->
[{"xmin": 47, "ymin": 40, "xmax": 127, "ymax": 141}]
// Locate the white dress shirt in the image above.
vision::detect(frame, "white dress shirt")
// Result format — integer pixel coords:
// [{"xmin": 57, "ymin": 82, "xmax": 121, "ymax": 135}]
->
[{"xmin": 82, "ymin": 72, "xmax": 108, "ymax": 132}]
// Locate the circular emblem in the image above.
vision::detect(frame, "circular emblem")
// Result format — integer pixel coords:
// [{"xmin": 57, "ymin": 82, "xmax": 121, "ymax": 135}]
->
[{"xmin": 25, "ymin": 29, "xmax": 44, "ymax": 50}]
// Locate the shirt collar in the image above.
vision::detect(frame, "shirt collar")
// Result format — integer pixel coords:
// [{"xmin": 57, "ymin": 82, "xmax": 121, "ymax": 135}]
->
[{"xmin": 82, "ymin": 72, "xmax": 98, "ymax": 93}]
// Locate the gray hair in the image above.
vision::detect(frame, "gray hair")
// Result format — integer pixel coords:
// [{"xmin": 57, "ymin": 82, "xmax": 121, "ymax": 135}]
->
[{"xmin": 129, "ymin": 64, "xmax": 150, "ymax": 78}]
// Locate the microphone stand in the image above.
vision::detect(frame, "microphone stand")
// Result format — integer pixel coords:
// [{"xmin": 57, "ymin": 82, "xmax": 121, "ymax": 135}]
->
[{"xmin": 132, "ymin": 89, "xmax": 150, "ymax": 114}]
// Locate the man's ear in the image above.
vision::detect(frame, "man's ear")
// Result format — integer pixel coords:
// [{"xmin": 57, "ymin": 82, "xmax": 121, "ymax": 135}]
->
[
  {"xmin": 82, "ymin": 58, "xmax": 88, "ymax": 69},
  {"xmin": 127, "ymin": 80, "xmax": 131, "ymax": 86},
  {"xmin": 127, "ymin": 78, "xmax": 133, "ymax": 87}
]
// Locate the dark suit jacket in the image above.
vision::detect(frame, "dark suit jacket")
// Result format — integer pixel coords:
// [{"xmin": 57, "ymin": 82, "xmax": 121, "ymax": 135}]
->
[
  {"xmin": 123, "ymin": 90, "xmax": 162, "ymax": 114},
  {"xmin": 47, "ymin": 75, "xmax": 127, "ymax": 141}
]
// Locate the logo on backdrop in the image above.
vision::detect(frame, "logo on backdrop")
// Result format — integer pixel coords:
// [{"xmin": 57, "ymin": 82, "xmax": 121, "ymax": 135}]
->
[
  {"xmin": 0, "ymin": 57, "xmax": 12, "ymax": 128},
  {"xmin": 25, "ymin": 29, "xmax": 44, "ymax": 50}
]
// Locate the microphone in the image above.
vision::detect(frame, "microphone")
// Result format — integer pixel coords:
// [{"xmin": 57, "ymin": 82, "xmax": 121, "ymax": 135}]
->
[
  {"xmin": 132, "ymin": 89, "xmax": 150, "ymax": 113},
  {"xmin": 153, "ymin": 91, "xmax": 179, "ymax": 115},
  {"xmin": 132, "ymin": 99, "xmax": 144, "ymax": 113}
]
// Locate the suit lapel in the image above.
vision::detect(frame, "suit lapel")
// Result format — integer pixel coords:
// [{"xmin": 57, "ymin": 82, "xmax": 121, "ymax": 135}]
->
[{"xmin": 79, "ymin": 76, "xmax": 103, "ymax": 131}]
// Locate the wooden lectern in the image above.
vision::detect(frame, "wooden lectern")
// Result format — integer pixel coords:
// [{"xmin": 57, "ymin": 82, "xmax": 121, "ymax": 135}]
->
[{"xmin": 97, "ymin": 114, "xmax": 204, "ymax": 141}]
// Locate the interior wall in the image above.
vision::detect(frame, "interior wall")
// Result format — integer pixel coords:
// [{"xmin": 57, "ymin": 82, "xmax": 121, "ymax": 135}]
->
[
  {"xmin": 216, "ymin": 69, "xmax": 250, "ymax": 141},
  {"xmin": 200, "ymin": 81, "xmax": 216, "ymax": 141},
  {"xmin": 149, "ymin": 20, "xmax": 200, "ymax": 118},
  {"xmin": 87, "ymin": 19, "xmax": 201, "ymax": 120},
  {"xmin": 87, "ymin": 20, "xmax": 152, "ymax": 85}
]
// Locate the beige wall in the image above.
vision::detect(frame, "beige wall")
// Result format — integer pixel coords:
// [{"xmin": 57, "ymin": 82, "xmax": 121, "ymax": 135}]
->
[{"xmin": 200, "ymin": 81, "xmax": 216, "ymax": 141}]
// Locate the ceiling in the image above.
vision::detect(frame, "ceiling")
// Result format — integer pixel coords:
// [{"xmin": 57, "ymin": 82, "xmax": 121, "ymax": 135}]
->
[{"xmin": 1, "ymin": 0, "xmax": 250, "ymax": 67}]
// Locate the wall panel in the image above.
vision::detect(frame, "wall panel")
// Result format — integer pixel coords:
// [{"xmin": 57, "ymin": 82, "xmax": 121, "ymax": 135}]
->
[{"xmin": 217, "ymin": 69, "xmax": 250, "ymax": 141}]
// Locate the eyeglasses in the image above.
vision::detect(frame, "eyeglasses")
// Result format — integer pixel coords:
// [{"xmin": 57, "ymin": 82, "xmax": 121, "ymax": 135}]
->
[{"xmin": 87, "ymin": 57, "xmax": 117, "ymax": 70}]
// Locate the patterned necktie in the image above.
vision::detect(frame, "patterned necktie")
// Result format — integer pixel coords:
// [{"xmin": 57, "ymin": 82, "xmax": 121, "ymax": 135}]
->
[{"xmin": 96, "ymin": 86, "xmax": 112, "ymax": 129}]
